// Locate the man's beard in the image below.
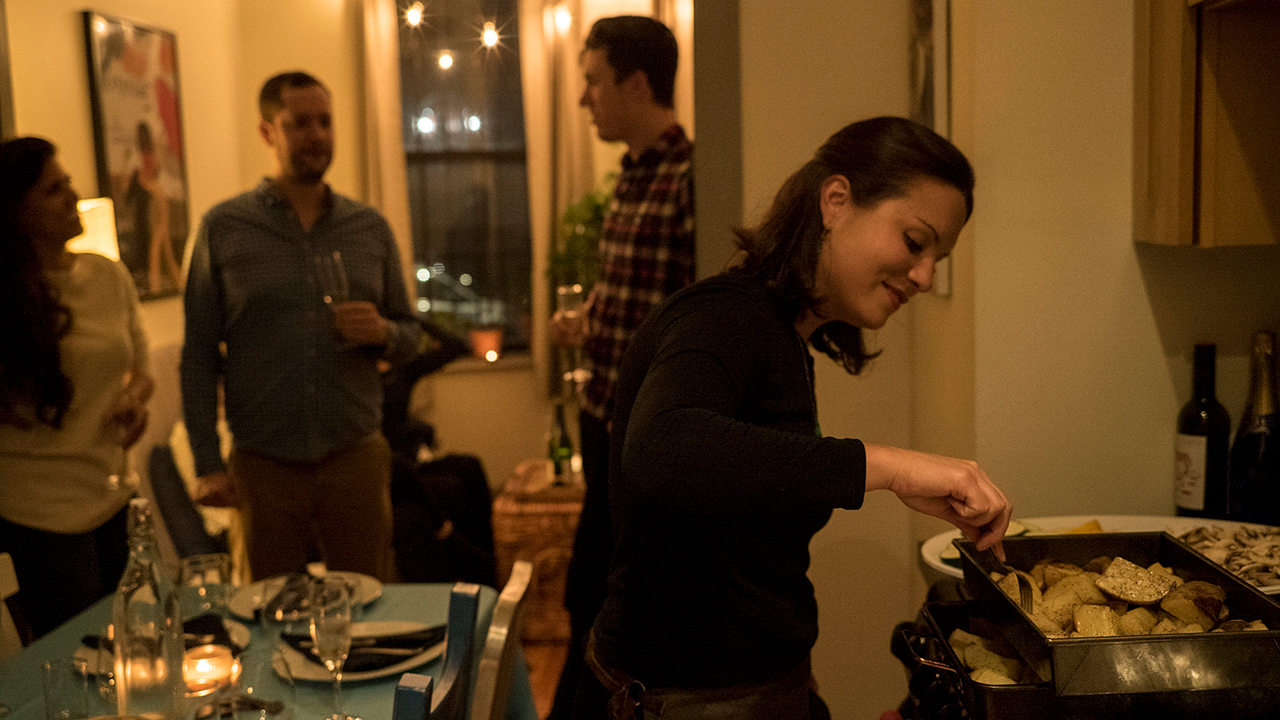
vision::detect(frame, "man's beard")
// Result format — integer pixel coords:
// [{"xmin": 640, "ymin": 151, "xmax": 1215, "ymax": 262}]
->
[{"xmin": 289, "ymin": 153, "xmax": 331, "ymax": 184}]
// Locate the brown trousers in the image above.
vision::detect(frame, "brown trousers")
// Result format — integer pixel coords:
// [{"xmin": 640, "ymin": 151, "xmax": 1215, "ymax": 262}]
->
[{"xmin": 231, "ymin": 433, "xmax": 394, "ymax": 582}]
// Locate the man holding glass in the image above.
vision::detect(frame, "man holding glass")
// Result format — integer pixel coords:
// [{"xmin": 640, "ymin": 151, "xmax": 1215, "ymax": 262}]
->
[
  {"xmin": 548, "ymin": 16, "xmax": 695, "ymax": 718},
  {"xmin": 181, "ymin": 71, "xmax": 420, "ymax": 582}
]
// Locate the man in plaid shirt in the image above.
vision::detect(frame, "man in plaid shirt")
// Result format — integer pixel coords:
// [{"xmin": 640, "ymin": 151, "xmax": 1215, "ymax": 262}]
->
[{"xmin": 548, "ymin": 15, "xmax": 694, "ymax": 719}]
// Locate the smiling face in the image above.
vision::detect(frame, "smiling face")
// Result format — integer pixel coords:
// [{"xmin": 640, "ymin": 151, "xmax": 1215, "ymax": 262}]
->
[
  {"xmin": 19, "ymin": 156, "xmax": 82, "ymax": 251},
  {"xmin": 260, "ymin": 84, "xmax": 334, "ymax": 184},
  {"xmin": 811, "ymin": 175, "xmax": 968, "ymax": 330}
]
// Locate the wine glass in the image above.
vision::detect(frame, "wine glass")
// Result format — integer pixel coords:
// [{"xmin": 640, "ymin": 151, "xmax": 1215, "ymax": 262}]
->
[
  {"xmin": 309, "ymin": 577, "xmax": 353, "ymax": 720},
  {"xmin": 240, "ymin": 577, "xmax": 296, "ymax": 720},
  {"xmin": 314, "ymin": 251, "xmax": 350, "ymax": 306},
  {"xmin": 555, "ymin": 283, "xmax": 585, "ymax": 396},
  {"xmin": 179, "ymin": 553, "xmax": 232, "ymax": 621}
]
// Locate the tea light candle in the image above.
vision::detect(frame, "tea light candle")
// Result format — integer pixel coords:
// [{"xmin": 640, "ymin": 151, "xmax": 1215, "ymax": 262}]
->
[{"xmin": 183, "ymin": 644, "xmax": 234, "ymax": 695}]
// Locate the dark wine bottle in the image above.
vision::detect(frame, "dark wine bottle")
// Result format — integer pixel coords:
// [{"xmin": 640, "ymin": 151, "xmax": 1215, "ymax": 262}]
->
[
  {"xmin": 547, "ymin": 402, "xmax": 575, "ymax": 484},
  {"xmin": 1174, "ymin": 343, "xmax": 1231, "ymax": 518},
  {"xmin": 1227, "ymin": 331, "xmax": 1279, "ymax": 526}
]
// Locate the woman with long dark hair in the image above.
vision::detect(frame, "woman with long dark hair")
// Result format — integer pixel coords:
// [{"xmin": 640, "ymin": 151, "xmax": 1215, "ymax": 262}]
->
[
  {"xmin": 0, "ymin": 137, "xmax": 153, "ymax": 637},
  {"xmin": 575, "ymin": 117, "xmax": 1011, "ymax": 719}
]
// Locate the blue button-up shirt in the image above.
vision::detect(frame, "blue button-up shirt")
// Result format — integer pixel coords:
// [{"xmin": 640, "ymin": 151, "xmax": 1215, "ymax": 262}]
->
[{"xmin": 181, "ymin": 180, "xmax": 420, "ymax": 476}]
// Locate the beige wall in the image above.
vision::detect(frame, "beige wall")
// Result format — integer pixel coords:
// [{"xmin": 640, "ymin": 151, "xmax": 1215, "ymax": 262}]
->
[
  {"xmin": 736, "ymin": 0, "xmax": 918, "ymax": 715},
  {"xmin": 966, "ymin": 0, "xmax": 1280, "ymax": 518}
]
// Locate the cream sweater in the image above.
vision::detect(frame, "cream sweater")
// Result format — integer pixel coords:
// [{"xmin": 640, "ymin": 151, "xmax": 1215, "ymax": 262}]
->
[{"xmin": 0, "ymin": 253, "xmax": 149, "ymax": 533}]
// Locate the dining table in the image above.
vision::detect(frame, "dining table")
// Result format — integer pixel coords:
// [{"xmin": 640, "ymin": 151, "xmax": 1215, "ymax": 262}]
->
[{"xmin": 0, "ymin": 582, "xmax": 539, "ymax": 720}]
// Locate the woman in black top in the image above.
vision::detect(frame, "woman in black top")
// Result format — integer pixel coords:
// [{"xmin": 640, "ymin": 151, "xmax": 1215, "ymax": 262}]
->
[{"xmin": 579, "ymin": 117, "xmax": 1012, "ymax": 719}]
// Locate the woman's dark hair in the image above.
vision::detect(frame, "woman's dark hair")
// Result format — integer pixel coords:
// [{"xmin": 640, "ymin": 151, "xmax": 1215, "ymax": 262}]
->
[
  {"xmin": 734, "ymin": 116, "xmax": 975, "ymax": 374},
  {"xmin": 0, "ymin": 137, "xmax": 74, "ymax": 428}
]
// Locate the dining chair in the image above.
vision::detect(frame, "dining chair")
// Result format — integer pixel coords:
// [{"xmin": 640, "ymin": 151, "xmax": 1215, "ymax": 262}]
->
[
  {"xmin": 468, "ymin": 559, "xmax": 533, "ymax": 720},
  {"xmin": 148, "ymin": 444, "xmax": 228, "ymax": 558},
  {"xmin": 431, "ymin": 581, "xmax": 482, "ymax": 719},
  {"xmin": 0, "ymin": 552, "xmax": 23, "ymax": 660}
]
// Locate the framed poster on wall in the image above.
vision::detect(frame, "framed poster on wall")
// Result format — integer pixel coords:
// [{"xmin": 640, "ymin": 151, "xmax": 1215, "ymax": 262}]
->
[
  {"xmin": 910, "ymin": 0, "xmax": 950, "ymax": 137},
  {"xmin": 83, "ymin": 10, "xmax": 189, "ymax": 300},
  {"xmin": 0, "ymin": 0, "xmax": 15, "ymax": 139}
]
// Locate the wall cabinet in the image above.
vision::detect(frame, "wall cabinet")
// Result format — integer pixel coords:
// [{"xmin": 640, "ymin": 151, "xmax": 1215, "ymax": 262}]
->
[{"xmin": 1134, "ymin": 0, "xmax": 1280, "ymax": 246}]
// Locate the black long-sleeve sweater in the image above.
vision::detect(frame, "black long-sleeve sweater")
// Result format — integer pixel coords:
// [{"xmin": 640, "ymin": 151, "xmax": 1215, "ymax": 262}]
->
[{"xmin": 593, "ymin": 269, "xmax": 868, "ymax": 688}]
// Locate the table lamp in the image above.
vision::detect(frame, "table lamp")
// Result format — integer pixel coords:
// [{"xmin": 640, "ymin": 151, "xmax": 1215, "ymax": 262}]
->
[{"xmin": 66, "ymin": 197, "xmax": 120, "ymax": 260}]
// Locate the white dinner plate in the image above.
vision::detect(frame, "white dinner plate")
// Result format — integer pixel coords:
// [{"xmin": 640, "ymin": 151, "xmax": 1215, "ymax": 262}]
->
[
  {"xmin": 228, "ymin": 571, "xmax": 383, "ymax": 620},
  {"xmin": 274, "ymin": 620, "xmax": 444, "ymax": 682},
  {"xmin": 75, "ymin": 617, "xmax": 251, "ymax": 673},
  {"xmin": 920, "ymin": 514, "xmax": 1280, "ymax": 595}
]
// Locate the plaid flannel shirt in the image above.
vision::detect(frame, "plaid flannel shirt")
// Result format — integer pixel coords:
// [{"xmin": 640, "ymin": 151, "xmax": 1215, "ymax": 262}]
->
[{"xmin": 581, "ymin": 124, "xmax": 695, "ymax": 421}]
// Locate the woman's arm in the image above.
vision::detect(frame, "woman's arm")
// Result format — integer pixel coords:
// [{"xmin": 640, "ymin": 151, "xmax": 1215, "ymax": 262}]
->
[
  {"xmin": 618, "ymin": 288, "xmax": 866, "ymax": 515},
  {"xmin": 864, "ymin": 443, "xmax": 1012, "ymax": 559}
]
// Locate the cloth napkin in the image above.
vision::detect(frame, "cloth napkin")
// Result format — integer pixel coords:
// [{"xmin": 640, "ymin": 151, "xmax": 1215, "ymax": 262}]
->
[
  {"xmin": 281, "ymin": 624, "xmax": 445, "ymax": 673},
  {"xmin": 82, "ymin": 613, "xmax": 242, "ymax": 655}
]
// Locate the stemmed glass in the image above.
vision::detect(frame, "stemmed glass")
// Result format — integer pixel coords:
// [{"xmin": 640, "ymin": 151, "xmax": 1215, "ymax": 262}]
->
[
  {"xmin": 555, "ymin": 283, "xmax": 585, "ymax": 395},
  {"xmin": 309, "ymin": 577, "xmax": 353, "ymax": 720},
  {"xmin": 314, "ymin": 251, "xmax": 350, "ymax": 306},
  {"xmin": 240, "ymin": 578, "xmax": 297, "ymax": 720}
]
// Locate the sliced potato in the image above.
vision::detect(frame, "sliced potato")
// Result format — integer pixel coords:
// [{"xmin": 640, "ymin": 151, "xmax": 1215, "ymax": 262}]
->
[
  {"xmin": 1146, "ymin": 562, "xmax": 1185, "ymax": 589},
  {"xmin": 964, "ymin": 643, "xmax": 1024, "ymax": 680},
  {"xmin": 1066, "ymin": 519, "xmax": 1104, "ymax": 533},
  {"xmin": 1160, "ymin": 580, "xmax": 1226, "ymax": 631},
  {"xmin": 1042, "ymin": 562, "xmax": 1085, "ymax": 589},
  {"xmin": 1074, "ymin": 604, "xmax": 1121, "ymax": 637},
  {"xmin": 1095, "ymin": 556, "xmax": 1177, "ymax": 604},
  {"xmin": 1117, "ymin": 606, "xmax": 1158, "ymax": 635},
  {"xmin": 948, "ymin": 627, "xmax": 985, "ymax": 656},
  {"xmin": 1150, "ymin": 616, "xmax": 1182, "ymax": 635},
  {"xmin": 1043, "ymin": 572, "xmax": 1106, "ymax": 606},
  {"xmin": 1035, "ymin": 591, "xmax": 1080, "ymax": 631},
  {"xmin": 970, "ymin": 667, "xmax": 1018, "ymax": 685}
]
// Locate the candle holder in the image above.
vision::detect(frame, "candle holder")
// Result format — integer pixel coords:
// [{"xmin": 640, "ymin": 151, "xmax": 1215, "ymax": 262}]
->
[{"xmin": 183, "ymin": 644, "xmax": 234, "ymax": 697}]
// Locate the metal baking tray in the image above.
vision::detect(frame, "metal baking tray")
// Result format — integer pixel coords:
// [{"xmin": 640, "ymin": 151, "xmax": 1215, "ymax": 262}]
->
[
  {"xmin": 911, "ymin": 600, "xmax": 1280, "ymax": 719},
  {"xmin": 906, "ymin": 601, "xmax": 1064, "ymax": 720},
  {"xmin": 956, "ymin": 532, "xmax": 1280, "ymax": 700}
]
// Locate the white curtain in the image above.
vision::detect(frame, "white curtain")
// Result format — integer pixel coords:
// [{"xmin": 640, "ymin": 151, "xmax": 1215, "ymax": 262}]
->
[{"xmin": 361, "ymin": 0, "xmax": 415, "ymax": 293}]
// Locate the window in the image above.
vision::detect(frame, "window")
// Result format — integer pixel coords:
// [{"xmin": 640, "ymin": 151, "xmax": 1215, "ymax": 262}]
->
[{"xmin": 400, "ymin": 0, "xmax": 532, "ymax": 352}]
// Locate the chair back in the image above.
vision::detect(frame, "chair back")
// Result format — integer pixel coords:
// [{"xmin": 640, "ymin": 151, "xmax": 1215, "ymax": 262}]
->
[
  {"xmin": 0, "ymin": 552, "xmax": 23, "ymax": 660},
  {"xmin": 148, "ymin": 445, "xmax": 227, "ymax": 557},
  {"xmin": 431, "ymin": 581, "xmax": 481, "ymax": 719},
  {"xmin": 468, "ymin": 560, "xmax": 534, "ymax": 720}
]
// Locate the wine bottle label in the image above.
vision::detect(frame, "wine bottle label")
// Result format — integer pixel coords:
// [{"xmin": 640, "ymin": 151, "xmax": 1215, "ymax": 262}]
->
[{"xmin": 1174, "ymin": 433, "xmax": 1208, "ymax": 511}]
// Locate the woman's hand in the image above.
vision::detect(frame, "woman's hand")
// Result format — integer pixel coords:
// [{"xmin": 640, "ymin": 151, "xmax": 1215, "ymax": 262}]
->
[
  {"xmin": 864, "ymin": 443, "xmax": 1012, "ymax": 559},
  {"xmin": 104, "ymin": 372, "xmax": 155, "ymax": 449}
]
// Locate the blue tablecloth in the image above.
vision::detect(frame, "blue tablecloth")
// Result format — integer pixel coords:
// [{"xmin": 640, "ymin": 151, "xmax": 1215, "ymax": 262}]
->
[{"xmin": 0, "ymin": 583, "xmax": 538, "ymax": 720}]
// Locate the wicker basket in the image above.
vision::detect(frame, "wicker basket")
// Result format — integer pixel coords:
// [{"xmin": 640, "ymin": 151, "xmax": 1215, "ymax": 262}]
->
[{"xmin": 492, "ymin": 459, "xmax": 585, "ymax": 642}]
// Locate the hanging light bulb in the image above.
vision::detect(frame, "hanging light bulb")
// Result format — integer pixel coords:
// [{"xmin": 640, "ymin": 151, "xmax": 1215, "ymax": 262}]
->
[
  {"xmin": 405, "ymin": 2, "xmax": 424, "ymax": 27},
  {"xmin": 554, "ymin": 6, "xmax": 572, "ymax": 33},
  {"xmin": 482, "ymin": 21, "xmax": 498, "ymax": 48},
  {"xmin": 438, "ymin": 51, "xmax": 454, "ymax": 70}
]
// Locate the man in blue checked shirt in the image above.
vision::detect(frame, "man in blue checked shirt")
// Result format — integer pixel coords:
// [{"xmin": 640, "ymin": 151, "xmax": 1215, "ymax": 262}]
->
[{"xmin": 180, "ymin": 71, "xmax": 420, "ymax": 582}]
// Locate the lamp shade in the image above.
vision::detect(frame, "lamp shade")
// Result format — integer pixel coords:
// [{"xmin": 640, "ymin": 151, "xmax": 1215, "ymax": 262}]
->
[{"xmin": 66, "ymin": 197, "xmax": 120, "ymax": 261}]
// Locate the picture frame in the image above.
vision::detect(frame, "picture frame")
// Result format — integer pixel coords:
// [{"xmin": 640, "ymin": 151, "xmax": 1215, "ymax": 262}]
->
[
  {"xmin": 0, "ymin": 0, "xmax": 15, "ymax": 139},
  {"xmin": 82, "ymin": 10, "xmax": 190, "ymax": 300},
  {"xmin": 911, "ymin": 0, "xmax": 954, "ymax": 297},
  {"xmin": 910, "ymin": 0, "xmax": 950, "ymax": 137}
]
